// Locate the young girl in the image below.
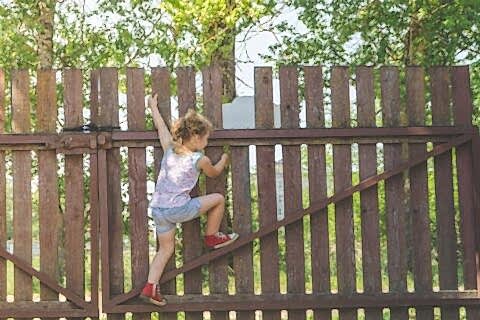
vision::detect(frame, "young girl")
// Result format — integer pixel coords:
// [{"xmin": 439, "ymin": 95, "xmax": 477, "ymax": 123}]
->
[{"xmin": 140, "ymin": 94, "xmax": 238, "ymax": 306}]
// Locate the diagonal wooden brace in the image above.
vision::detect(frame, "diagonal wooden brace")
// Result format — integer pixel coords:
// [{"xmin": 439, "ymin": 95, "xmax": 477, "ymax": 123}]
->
[
  {"xmin": 0, "ymin": 247, "xmax": 91, "ymax": 310},
  {"xmin": 108, "ymin": 133, "xmax": 473, "ymax": 307}
]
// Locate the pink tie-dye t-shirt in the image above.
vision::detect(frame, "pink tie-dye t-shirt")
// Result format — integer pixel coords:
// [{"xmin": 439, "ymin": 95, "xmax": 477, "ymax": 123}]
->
[{"xmin": 150, "ymin": 147, "xmax": 204, "ymax": 208}]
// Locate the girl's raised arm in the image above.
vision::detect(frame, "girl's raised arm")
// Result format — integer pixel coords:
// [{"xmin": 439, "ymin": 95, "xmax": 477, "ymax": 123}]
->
[{"xmin": 148, "ymin": 94, "xmax": 173, "ymax": 151}]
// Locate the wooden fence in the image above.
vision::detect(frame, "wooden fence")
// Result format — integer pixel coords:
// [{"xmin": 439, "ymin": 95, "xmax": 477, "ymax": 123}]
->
[{"xmin": 0, "ymin": 65, "xmax": 479, "ymax": 320}]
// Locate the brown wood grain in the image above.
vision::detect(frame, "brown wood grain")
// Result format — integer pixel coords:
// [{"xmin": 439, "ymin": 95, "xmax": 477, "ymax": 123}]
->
[
  {"xmin": 0, "ymin": 68, "xmax": 6, "ymax": 308},
  {"xmin": 12, "ymin": 70, "xmax": 33, "ymax": 313},
  {"xmin": 126, "ymin": 68, "xmax": 149, "ymax": 320},
  {"xmin": 177, "ymin": 66, "xmax": 203, "ymax": 320},
  {"xmin": 98, "ymin": 68, "xmax": 124, "ymax": 320},
  {"xmin": 452, "ymin": 66, "xmax": 480, "ymax": 320},
  {"xmin": 431, "ymin": 66, "xmax": 459, "ymax": 320},
  {"xmin": 280, "ymin": 66, "xmax": 305, "ymax": 320},
  {"xmin": 331, "ymin": 66, "xmax": 356, "ymax": 320},
  {"xmin": 63, "ymin": 70, "xmax": 85, "ymax": 315},
  {"xmin": 406, "ymin": 66, "xmax": 434, "ymax": 319},
  {"xmin": 38, "ymin": 69, "xmax": 61, "ymax": 317},
  {"xmin": 232, "ymin": 146, "xmax": 254, "ymax": 320},
  {"xmin": 203, "ymin": 65, "xmax": 229, "ymax": 320},
  {"xmin": 255, "ymin": 67, "xmax": 280, "ymax": 320},
  {"xmin": 89, "ymin": 69, "xmax": 100, "ymax": 311},
  {"xmin": 151, "ymin": 67, "xmax": 177, "ymax": 320},
  {"xmin": 380, "ymin": 66, "xmax": 408, "ymax": 320},
  {"xmin": 356, "ymin": 66, "xmax": 383, "ymax": 320},
  {"xmin": 305, "ymin": 66, "xmax": 331, "ymax": 320}
]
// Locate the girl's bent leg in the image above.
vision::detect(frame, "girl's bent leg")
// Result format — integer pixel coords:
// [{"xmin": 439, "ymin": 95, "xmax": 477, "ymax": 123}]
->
[{"xmin": 197, "ymin": 193, "xmax": 225, "ymax": 236}]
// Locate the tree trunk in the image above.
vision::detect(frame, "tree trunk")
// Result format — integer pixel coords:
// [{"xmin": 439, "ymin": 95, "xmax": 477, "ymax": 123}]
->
[
  {"xmin": 37, "ymin": 0, "xmax": 55, "ymax": 68},
  {"xmin": 221, "ymin": 38, "xmax": 236, "ymax": 103},
  {"xmin": 37, "ymin": 0, "xmax": 62, "ymax": 281},
  {"xmin": 211, "ymin": 0, "xmax": 236, "ymax": 103}
]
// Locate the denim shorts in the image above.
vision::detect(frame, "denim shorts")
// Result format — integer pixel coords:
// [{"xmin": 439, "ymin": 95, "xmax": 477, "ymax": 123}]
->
[{"xmin": 151, "ymin": 198, "xmax": 202, "ymax": 234}]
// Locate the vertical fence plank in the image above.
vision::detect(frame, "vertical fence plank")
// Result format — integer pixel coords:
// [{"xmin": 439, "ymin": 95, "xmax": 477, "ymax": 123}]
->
[
  {"xmin": 452, "ymin": 66, "xmax": 480, "ymax": 320},
  {"xmin": 356, "ymin": 66, "xmax": 383, "ymax": 320},
  {"xmin": 64, "ymin": 69, "xmax": 85, "ymax": 319},
  {"xmin": 473, "ymin": 133, "xmax": 480, "ymax": 294},
  {"xmin": 126, "ymin": 68, "xmax": 149, "ymax": 320},
  {"xmin": 406, "ymin": 67, "xmax": 434, "ymax": 319},
  {"xmin": 430, "ymin": 66, "xmax": 458, "ymax": 320},
  {"xmin": 331, "ymin": 66, "xmax": 356, "ymax": 320},
  {"xmin": 152, "ymin": 67, "xmax": 177, "ymax": 320},
  {"xmin": 0, "ymin": 69, "xmax": 6, "ymax": 310},
  {"xmin": 380, "ymin": 66, "xmax": 408, "ymax": 320},
  {"xmin": 90, "ymin": 69, "xmax": 100, "ymax": 312},
  {"xmin": 98, "ymin": 68, "xmax": 124, "ymax": 320},
  {"xmin": 232, "ymin": 145, "xmax": 254, "ymax": 320},
  {"xmin": 12, "ymin": 70, "xmax": 32, "ymax": 317},
  {"xmin": 37, "ymin": 69, "xmax": 60, "ymax": 316},
  {"xmin": 177, "ymin": 67, "xmax": 203, "ymax": 320},
  {"xmin": 304, "ymin": 66, "xmax": 331, "ymax": 320},
  {"xmin": 280, "ymin": 66, "xmax": 305, "ymax": 320},
  {"xmin": 255, "ymin": 67, "xmax": 280, "ymax": 320},
  {"xmin": 152, "ymin": 67, "xmax": 172, "ymax": 177},
  {"xmin": 204, "ymin": 64, "xmax": 229, "ymax": 320}
]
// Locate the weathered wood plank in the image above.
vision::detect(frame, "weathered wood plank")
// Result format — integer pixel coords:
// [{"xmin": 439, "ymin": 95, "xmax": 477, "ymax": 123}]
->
[
  {"xmin": 304, "ymin": 66, "xmax": 331, "ymax": 320},
  {"xmin": 126, "ymin": 68, "xmax": 149, "ymax": 320},
  {"xmin": 177, "ymin": 66, "xmax": 203, "ymax": 320},
  {"xmin": 0, "ymin": 301, "xmax": 97, "ymax": 318},
  {"xmin": 109, "ymin": 291, "xmax": 480, "ymax": 313},
  {"xmin": 356, "ymin": 66, "xmax": 382, "ymax": 320},
  {"xmin": 38, "ymin": 69, "xmax": 60, "ymax": 318},
  {"xmin": 381, "ymin": 66, "xmax": 408, "ymax": 320},
  {"xmin": 406, "ymin": 66, "xmax": 434, "ymax": 319},
  {"xmin": 331, "ymin": 66, "xmax": 356, "ymax": 320},
  {"xmin": 12, "ymin": 70, "xmax": 33, "ymax": 313},
  {"xmin": 452, "ymin": 66, "xmax": 480, "ymax": 320},
  {"xmin": 431, "ymin": 66, "xmax": 459, "ymax": 320},
  {"xmin": 232, "ymin": 146, "xmax": 254, "ymax": 320},
  {"xmin": 98, "ymin": 68, "xmax": 124, "ymax": 320},
  {"xmin": 0, "ymin": 68, "xmax": 6, "ymax": 308},
  {"xmin": 89, "ymin": 69, "xmax": 100, "ymax": 311},
  {"xmin": 64, "ymin": 69, "xmax": 85, "ymax": 318},
  {"xmin": 255, "ymin": 66, "xmax": 280, "ymax": 320},
  {"xmin": 151, "ymin": 67, "xmax": 177, "ymax": 320},
  {"xmin": 280, "ymin": 65, "xmax": 305, "ymax": 320},
  {"xmin": 203, "ymin": 64, "xmax": 229, "ymax": 320}
]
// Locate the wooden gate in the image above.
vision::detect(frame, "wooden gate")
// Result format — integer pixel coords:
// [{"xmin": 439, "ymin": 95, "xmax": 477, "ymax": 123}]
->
[
  {"xmin": 0, "ymin": 65, "xmax": 479, "ymax": 319},
  {"xmin": 0, "ymin": 69, "xmax": 99, "ymax": 317}
]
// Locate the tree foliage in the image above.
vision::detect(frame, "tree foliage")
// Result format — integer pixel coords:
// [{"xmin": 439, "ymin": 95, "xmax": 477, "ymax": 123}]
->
[
  {"xmin": 270, "ymin": 0, "xmax": 479, "ymax": 66},
  {"xmin": 268, "ymin": 0, "xmax": 480, "ymax": 122},
  {"xmin": 0, "ymin": 0, "xmax": 276, "ymax": 71}
]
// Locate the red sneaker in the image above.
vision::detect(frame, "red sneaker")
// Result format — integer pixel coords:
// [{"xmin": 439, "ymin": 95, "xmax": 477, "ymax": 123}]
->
[
  {"xmin": 204, "ymin": 232, "xmax": 239, "ymax": 249},
  {"xmin": 140, "ymin": 282, "xmax": 167, "ymax": 306}
]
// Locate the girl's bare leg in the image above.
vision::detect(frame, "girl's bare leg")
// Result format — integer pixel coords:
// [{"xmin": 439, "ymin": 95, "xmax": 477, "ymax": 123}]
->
[
  {"xmin": 147, "ymin": 228, "xmax": 175, "ymax": 284},
  {"xmin": 197, "ymin": 193, "xmax": 225, "ymax": 236}
]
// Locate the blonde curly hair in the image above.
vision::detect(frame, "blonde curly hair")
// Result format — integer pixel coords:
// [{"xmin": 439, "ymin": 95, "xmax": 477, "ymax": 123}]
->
[{"xmin": 171, "ymin": 109, "xmax": 213, "ymax": 153}]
